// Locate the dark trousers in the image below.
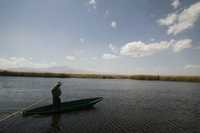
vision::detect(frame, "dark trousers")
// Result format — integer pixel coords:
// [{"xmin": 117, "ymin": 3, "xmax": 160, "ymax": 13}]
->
[{"xmin": 53, "ymin": 96, "xmax": 61, "ymax": 108}]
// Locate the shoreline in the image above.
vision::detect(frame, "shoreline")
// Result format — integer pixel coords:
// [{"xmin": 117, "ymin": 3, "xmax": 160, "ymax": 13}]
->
[{"xmin": 0, "ymin": 70, "xmax": 200, "ymax": 82}]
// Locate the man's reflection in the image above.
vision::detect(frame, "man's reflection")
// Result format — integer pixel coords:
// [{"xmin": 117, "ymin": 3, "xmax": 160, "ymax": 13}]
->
[{"xmin": 51, "ymin": 114, "xmax": 61, "ymax": 133}]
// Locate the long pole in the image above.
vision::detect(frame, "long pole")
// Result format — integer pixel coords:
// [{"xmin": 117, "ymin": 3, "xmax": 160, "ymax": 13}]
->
[{"xmin": 0, "ymin": 97, "xmax": 49, "ymax": 123}]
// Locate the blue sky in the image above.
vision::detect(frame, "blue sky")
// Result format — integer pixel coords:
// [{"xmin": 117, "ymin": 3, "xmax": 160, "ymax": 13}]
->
[{"xmin": 0, "ymin": 0, "xmax": 200, "ymax": 75}]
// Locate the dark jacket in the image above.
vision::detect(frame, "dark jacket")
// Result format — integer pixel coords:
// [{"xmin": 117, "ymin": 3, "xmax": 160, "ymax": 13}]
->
[{"xmin": 51, "ymin": 85, "xmax": 62, "ymax": 97}]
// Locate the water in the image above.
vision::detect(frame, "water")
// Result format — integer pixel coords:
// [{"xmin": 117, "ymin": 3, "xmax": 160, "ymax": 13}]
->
[{"xmin": 0, "ymin": 76, "xmax": 200, "ymax": 133}]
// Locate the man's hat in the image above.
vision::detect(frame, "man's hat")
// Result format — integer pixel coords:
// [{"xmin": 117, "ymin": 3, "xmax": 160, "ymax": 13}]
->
[{"xmin": 57, "ymin": 81, "xmax": 62, "ymax": 85}]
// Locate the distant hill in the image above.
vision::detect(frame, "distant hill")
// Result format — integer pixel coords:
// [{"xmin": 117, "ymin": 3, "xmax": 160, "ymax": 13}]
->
[{"xmin": 1, "ymin": 66, "xmax": 94, "ymax": 74}]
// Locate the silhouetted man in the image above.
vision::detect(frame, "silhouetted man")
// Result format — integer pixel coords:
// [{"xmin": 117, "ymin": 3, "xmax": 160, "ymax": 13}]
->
[{"xmin": 51, "ymin": 81, "xmax": 62, "ymax": 108}]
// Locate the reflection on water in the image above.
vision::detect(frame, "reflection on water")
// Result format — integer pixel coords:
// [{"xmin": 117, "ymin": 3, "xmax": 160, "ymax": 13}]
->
[{"xmin": 50, "ymin": 114, "xmax": 61, "ymax": 133}]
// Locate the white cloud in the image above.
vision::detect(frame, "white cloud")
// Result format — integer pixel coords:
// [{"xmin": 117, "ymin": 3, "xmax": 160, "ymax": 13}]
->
[
  {"xmin": 120, "ymin": 39, "xmax": 192, "ymax": 57},
  {"xmin": 89, "ymin": 0, "xmax": 96, "ymax": 5},
  {"xmin": 89, "ymin": 0, "xmax": 96, "ymax": 9},
  {"xmin": 172, "ymin": 39, "xmax": 192, "ymax": 52},
  {"xmin": 120, "ymin": 41, "xmax": 172, "ymax": 57},
  {"xmin": 102, "ymin": 53, "xmax": 118, "ymax": 60},
  {"xmin": 0, "ymin": 57, "xmax": 56, "ymax": 69},
  {"xmin": 111, "ymin": 21, "xmax": 117, "ymax": 28},
  {"xmin": 91, "ymin": 57, "xmax": 97, "ymax": 60},
  {"xmin": 158, "ymin": 13, "xmax": 177, "ymax": 26},
  {"xmin": 150, "ymin": 38, "xmax": 155, "ymax": 42},
  {"xmin": 184, "ymin": 64, "xmax": 200, "ymax": 69},
  {"xmin": 109, "ymin": 43, "xmax": 118, "ymax": 54},
  {"xmin": 104, "ymin": 10, "xmax": 109, "ymax": 17},
  {"xmin": 171, "ymin": 0, "xmax": 180, "ymax": 9},
  {"xmin": 80, "ymin": 38, "xmax": 85, "ymax": 44},
  {"xmin": 158, "ymin": 1, "xmax": 200, "ymax": 35},
  {"xmin": 196, "ymin": 46, "xmax": 200, "ymax": 49},
  {"xmin": 65, "ymin": 56, "xmax": 76, "ymax": 61}
]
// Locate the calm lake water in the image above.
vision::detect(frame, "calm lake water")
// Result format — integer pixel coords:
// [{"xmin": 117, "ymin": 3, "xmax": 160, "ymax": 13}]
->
[{"xmin": 0, "ymin": 76, "xmax": 200, "ymax": 133}]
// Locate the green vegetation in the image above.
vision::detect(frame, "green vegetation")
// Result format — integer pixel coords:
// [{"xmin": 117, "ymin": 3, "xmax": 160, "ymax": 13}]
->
[{"xmin": 0, "ymin": 70, "xmax": 200, "ymax": 82}]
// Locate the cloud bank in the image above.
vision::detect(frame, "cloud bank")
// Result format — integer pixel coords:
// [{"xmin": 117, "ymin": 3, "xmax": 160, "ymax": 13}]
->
[
  {"xmin": 120, "ymin": 39, "xmax": 192, "ymax": 57},
  {"xmin": 158, "ymin": 1, "xmax": 200, "ymax": 35},
  {"xmin": 0, "ymin": 57, "xmax": 56, "ymax": 69},
  {"xmin": 102, "ymin": 53, "xmax": 118, "ymax": 60},
  {"xmin": 185, "ymin": 64, "xmax": 200, "ymax": 69}
]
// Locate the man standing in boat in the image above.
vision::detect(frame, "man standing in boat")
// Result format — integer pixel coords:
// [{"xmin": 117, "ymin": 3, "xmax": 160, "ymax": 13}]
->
[{"xmin": 51, "ymin": 81, "xmax": 62, "ymax": 108}]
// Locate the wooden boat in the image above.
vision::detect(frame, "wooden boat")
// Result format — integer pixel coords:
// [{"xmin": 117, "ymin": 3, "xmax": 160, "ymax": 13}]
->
[{"xmin": 23, "ymin": 97, "xmax": 103, "ymax": 116}]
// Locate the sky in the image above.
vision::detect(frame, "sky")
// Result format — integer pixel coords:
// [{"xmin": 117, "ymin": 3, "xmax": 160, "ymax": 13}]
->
[{"xmin": 0, "ymin": 0, "xmax": 200, "ymax": 75}]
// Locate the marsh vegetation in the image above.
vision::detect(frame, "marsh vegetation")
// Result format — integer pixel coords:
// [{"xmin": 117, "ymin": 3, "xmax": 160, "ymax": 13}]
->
[{"xmin": 0, "ymin": 71, "xmax": 200, "ymax": 82}]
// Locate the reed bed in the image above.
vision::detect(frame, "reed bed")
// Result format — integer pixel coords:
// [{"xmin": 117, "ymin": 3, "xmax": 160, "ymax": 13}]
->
[{"xmin": 0, "ymin": 71, "xmax": 200, "ymax": 82}]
